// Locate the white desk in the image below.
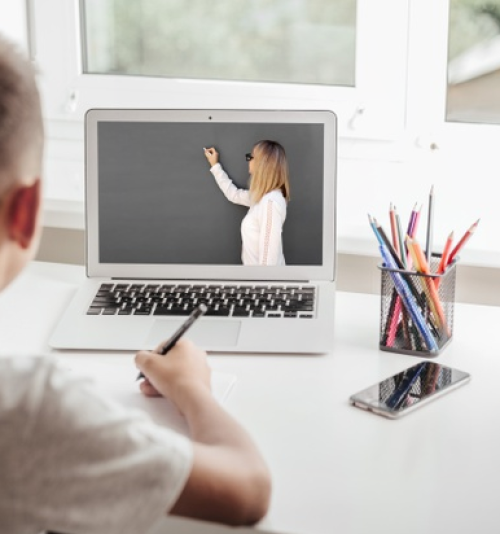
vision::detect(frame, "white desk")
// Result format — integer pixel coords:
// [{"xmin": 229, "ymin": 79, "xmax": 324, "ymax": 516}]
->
[{"xmin": 1, "ymin": 262, "xmax": 500, "ymax": 534}]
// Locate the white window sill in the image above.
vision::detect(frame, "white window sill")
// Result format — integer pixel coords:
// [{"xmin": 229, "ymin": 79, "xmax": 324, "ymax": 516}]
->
[
  {"xmin": 337, "ymin": 235, "xmax": 500, "ymax": 271},
  {"xmin": 43, "ymin": 198, "xmax": 85, "ymax": 230},
  {"xmin": 42, "ymin": 198, "xmax": 500, "ymax": 270}
]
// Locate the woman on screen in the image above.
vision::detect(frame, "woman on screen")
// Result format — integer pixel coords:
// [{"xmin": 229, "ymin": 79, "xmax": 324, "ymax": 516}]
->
[{"xmin": 204, "ymin": 140, "xmax": 290, "ymax": 266}]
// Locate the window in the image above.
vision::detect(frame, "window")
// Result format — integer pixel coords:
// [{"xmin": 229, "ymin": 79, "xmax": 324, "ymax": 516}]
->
[
  {"xmin": 28, "ymin": 0, "xmax": 500, "ymax": 263},
  {"xmin": 406, "ymin": 0, "xmax": 500, "ymax": 144},
  {"xmin": 32, "ymin": 0, "xmax": 408, "ymax": 139},
  {"xmin": 447, "ymin": 0, "xmax": 500, "ymax": 124},
  {"xmin": 82, "ymin": 0, "xmax": 356, "ymax": 87}
]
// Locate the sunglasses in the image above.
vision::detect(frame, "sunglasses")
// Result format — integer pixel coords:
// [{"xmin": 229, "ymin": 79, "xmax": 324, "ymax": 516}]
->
[{"xmin": 245, "ymin": 153, "xmax": 254, "ymax": 161}]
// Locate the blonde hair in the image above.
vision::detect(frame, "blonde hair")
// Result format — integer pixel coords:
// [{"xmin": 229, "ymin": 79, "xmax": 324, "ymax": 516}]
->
[
  {"xmin": 249, "ymin": 140, "xmax": 290, "ymax": 204},
  {"xmin": 0, "ymin": 35, "xmax": 43, "ymax": 196}
]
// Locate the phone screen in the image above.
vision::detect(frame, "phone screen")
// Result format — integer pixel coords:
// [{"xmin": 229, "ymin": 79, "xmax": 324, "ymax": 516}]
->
[{"xmin": 350, "ymin": 362, "xmax": 470, "ymax": 418}]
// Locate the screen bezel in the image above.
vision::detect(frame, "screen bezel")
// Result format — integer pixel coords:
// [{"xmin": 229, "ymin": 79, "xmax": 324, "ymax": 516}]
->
[{"xmin": 85, "ymin": 108, "xmax": 337, "ymax": 281}]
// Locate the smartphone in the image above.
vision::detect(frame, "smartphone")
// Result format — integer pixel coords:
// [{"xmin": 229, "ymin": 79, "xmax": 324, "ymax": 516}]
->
[{"xmin": 349, "ymin": 361, "xmax": 470, "ymax": 419}]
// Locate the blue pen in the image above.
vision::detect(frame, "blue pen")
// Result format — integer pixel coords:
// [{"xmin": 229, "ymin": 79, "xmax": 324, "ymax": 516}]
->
[{"xmin": 379, "ymin": 244, "xmax": 438, "ymax": 352}]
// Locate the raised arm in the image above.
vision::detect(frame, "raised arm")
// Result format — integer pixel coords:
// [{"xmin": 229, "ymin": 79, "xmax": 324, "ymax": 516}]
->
[
  {"xmin": 204, "ymin": 147, "xmax": 251, "ymax": 207},
  {"xmin": 135, "ymin": 339, "xmax": 271, "ymax": 526}
]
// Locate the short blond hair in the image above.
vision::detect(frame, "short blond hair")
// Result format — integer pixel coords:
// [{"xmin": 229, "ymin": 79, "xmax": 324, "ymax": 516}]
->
[
  {"xmin": 0, "ymin": 35, "xmax": 43, "ymax": 196},
  {"xmin": 249, "ymin": 140, "xmax": 290, "ymax": 204}
]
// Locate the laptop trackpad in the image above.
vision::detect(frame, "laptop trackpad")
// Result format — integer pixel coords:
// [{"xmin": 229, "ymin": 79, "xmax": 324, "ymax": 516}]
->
[{"xmin": 146, "ymin": 319, "xmax": 241, "ymax": 348}]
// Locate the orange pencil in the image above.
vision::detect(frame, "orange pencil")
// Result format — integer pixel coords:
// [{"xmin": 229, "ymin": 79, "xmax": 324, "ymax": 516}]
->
[
  {"xmin": 407, "ymin": 237, "xmax": 449, "ymax": 337},
  {"xmin": 406, "ymin": 236, "xmax": 442, "ymax": 333},
  {"xmin": 406, "ymin": 236, "xmax": 422, "ymax": 271},
  {"xmin": 447, "ymin": 219, "xmax": 480, "ymax": 266}
]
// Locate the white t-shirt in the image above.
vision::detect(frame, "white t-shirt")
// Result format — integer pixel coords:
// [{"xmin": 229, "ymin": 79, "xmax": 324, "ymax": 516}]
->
[
  {"xmin": 0, "ymin": 356, "xmax": 192, "ymax": 534},
  {"xmin": 210, "ymin": 163, "xmax": 287, "ymax": 265}
]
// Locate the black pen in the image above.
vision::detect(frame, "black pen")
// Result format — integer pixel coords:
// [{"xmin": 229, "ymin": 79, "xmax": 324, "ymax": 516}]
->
[{"xmin": 136, "ymin": 303, "xmax": 208, "ymax": 380}]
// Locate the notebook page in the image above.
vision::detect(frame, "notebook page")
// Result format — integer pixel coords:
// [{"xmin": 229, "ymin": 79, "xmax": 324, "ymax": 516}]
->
[{"xmin": 61, "ymin": 357, "xmax": 237, "ymax": 436}]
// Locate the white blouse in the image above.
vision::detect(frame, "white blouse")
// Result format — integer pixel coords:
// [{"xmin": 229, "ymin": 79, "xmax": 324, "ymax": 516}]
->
[{"xmin": 210, "ymin": 163, "xmax": 287, "ymax": 266}]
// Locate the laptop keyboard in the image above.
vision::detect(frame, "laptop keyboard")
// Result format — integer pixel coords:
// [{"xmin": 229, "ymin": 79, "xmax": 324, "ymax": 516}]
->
[{"xmin": 87, "ymin": 282, "xmax": 316, "ymax": 318}]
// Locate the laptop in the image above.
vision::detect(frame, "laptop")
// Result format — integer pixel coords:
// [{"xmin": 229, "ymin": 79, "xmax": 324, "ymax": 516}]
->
[{"xmin": 49, "ymin": 108, "xmax": 337, "ymax": 353}]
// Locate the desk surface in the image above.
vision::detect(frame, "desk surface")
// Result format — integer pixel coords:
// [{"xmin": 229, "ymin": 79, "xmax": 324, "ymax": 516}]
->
[{"xmin": 1, "ymin": 261, "xmax": 499, "ymax": 534}]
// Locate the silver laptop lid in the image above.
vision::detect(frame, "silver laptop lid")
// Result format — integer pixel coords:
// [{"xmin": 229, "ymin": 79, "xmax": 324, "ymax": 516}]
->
[{"xmin": 85, "ymin": 109, "xmax": 337, "ymax": 282}]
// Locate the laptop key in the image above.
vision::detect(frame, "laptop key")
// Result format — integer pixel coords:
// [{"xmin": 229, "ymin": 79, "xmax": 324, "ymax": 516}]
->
[
  {"xmin": 135, "ymin": 309, "xmax": 152, "ymax": 315},
  {"xmin": 205, "ymin": 308, "xmax": 231, "ymax": 316},
  {"xmin": 154, "ymin": 307, "xmax": 190, "ymax": 316},
  {"xmin": 100, "ymin": 283, "xmax": 114, "ymax": 290},
  {"xmin": 232, "ymin": 307, "xmax": 250, "ymax": 317},
  {"xmin": 130, "ymin": 284, "xmax": 145, "ymax": 291}
]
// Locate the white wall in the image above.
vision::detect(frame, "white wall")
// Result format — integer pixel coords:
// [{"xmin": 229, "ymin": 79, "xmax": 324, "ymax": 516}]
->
[{"xmin": 0, "ymin": 2, "xmax": 28, "ymax": 50}]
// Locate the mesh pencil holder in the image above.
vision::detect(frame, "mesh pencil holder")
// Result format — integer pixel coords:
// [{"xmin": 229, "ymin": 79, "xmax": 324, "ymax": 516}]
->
[{"xmin": 378, "ymin": 255, "xmax": 457, "ymax": 357}]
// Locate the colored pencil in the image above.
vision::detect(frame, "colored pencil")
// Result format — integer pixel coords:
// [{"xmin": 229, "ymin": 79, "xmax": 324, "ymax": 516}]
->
[
  {"xmin": 379, "ymin": 243, "xmax": 438, "ymax": 352},
  {"xmin": 412, "ymin": 204, "xmax": 422, "ymax": 238},
  {"xmin": 395, "ymin": 209, "xmax": 406, "ymax": 268},
  {"xmin": 371, "ymin": 217, "xmax": 438, "ymax": 315},
  {"xmin": 370, "ymin": 215, "xmax": 410, "ymax": 348},
  {"xmin": 425, "ymin": 185, "xmax": 434, "ymax": 264},
  {"xmin": 446, "ymin": 219, "xmax": 480, "ymax": 266},
  {"xmin": 368, "ymin": 214, "xmax": 384, "ymax": 247},
  {"xmin": 368, "ymin": 215, "xmax": 440, "ymax": 347},
  {"xmin": 374, "ymin": 218, "xmax": 405, "ymax": 270},
  {"xmin": 405, "ymin": 204, "xmax": 421, "ymax": 269},
  {"xmin": 389, "ymin": 203, "xmax": 400, "ymax": 257},
  {"xmin": 406, "ymin": 203, "xmax": 418, "ymax": 243},
  {"xmin": 386, "ymin": 297, "xmax": 402, "ymax": 347},
  {"xmin": 437, "ymin": 231, "xmax": 454, "ymax": 275},
  {"xmin": 434, "ymin": 230, "xmax": 454, "ymax": 290},
  {"xmin": 407, "ymin": 237, "xmax": 450, "ymax": 338}
]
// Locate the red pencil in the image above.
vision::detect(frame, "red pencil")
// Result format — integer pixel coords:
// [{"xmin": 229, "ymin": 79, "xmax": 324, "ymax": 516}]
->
[
  {"xmin": 437, "ymin": 231, "xmax": 454, "ymax": 275},
  {"xmin": 435, "ymin": 231, "xmax": 454, "ymax": 290},
  {"xmin": 447, "ymin": 219, "xmax": 480, "ymax": 266}
]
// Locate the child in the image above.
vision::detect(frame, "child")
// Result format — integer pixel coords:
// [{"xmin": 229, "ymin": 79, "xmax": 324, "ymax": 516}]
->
[{"xmin": 0, "ymin": 34, "xmax": 270, "ymax": 533}]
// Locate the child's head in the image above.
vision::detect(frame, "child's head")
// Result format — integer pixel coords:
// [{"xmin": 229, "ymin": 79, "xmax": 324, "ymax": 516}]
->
[{"xmin": 0, "ymin": 34, "xmax": 44, "ymax": 290}]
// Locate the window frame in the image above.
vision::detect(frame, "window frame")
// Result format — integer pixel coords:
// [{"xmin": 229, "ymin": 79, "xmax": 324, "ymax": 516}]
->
[
  {"xmin": 31, "ymin": 0, "xmax": 410, "ymax": 141},
  {"xmin": 406, "ymin": 0, "xmax": 500, "ymax": 156},
  {"xmin": 27, "ymin": 0, "xmax": 500, "ymax": 265}
]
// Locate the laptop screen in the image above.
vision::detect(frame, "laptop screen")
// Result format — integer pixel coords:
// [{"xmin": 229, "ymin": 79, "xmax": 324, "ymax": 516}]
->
[{"xmin": 86, "ymin": 109, "xmax": 336, "ymax": 282}]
